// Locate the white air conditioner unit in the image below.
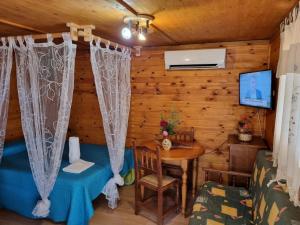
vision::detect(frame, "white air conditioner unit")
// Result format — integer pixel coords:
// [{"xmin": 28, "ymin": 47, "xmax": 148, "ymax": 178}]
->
[{"xmin": 164, "ymin": 48, "xmax": 226, "ymax": 70}]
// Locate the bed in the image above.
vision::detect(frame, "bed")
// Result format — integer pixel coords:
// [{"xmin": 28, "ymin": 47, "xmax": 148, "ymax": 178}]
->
[{"xmin": 0, "ymin": 139, "xmax": 134, "ymax": 225}]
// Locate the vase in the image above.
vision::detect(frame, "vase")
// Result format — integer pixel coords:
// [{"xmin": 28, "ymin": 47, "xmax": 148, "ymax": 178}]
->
[
  {"xmin": 238, "ymin": 132, "xmax": 253, "ymax": 142},
  {"xmin": 162, "ymin": 138, "xmax": 172, "ymax": 151}
]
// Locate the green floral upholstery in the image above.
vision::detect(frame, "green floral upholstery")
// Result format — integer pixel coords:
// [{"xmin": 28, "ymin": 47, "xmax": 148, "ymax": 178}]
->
[
  {"xmin": 251, "ymin": 151, "xmax": 276, "ymax": 224},
  {"xmin": 189, "ymin": 181, "xmax": 253, "ymax": 225},
  {"xmin": 189, "ymin": 151, "xmax": 300, "ymax": 225}
]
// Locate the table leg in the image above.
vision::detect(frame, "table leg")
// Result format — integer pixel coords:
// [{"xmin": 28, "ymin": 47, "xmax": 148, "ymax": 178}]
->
[
  {"xmin": 181, "ymin": 160, "xmax": 188, "ymax": 214},
  {"xmin": 141, "ymin": 169, "xmax": 145, "ymax": 201},
  {"xmin": 192, "ymin": 157, "xmax": 199, "ymax": 198}
]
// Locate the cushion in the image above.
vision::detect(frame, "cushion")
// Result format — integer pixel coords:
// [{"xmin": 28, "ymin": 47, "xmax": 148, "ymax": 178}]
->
[
  {"xmin": 255, "ymin": 181, "xmax": 300, "ymax": 225},
  {"xmin": 203, "ymin": 181, "xmax": 251, "ymax": 202},
  {"xmin": 140, "ymin": 174, "xmax": 175, "ymax": 187},
  {"xmin": 189, "ymin": 209, "xmax": 252, "ymax": 225},
  {"xmin": 249, "ymin": 151, "xmax": 278, "ymax": 224},
  {"xmin": 189, "ymin": 181, "xmax": 253, "ymax": 225},
  {"xmin": 190, "ymin": 151, "xmax": 300, "ymax": 225}
]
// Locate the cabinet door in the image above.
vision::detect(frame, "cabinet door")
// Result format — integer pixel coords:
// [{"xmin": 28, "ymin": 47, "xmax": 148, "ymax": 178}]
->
[{"xmin": 230, "ymin": 145, "xmax": 258, "ymax": 173}]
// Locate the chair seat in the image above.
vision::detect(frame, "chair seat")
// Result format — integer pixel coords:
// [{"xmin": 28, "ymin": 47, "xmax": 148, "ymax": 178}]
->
[{"xmin": 140, "ymin": 174, "xmax": 176, "ymax": 187}]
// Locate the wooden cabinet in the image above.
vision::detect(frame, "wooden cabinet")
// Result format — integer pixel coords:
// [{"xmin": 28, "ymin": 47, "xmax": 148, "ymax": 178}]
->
[{"xmin": 228, "ymin": 134, "xmax": 267, "ymax": 173}]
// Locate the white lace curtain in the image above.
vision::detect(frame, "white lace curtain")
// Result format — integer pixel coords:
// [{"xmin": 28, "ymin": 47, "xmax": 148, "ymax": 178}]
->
[
  {"xmin": 13, "ymin": 33, "xmax": 76, "ymax": 217},
  {"xmin": 273, "ymin": 7, "xmax": 300, "ymax": 206},
  {"xmin": 90, "ymin": 41, "xmax": 131, "ymax": 209},
  {"xmin": 0, "ymin": 37, "xmax": 13, "ymax": 162}
]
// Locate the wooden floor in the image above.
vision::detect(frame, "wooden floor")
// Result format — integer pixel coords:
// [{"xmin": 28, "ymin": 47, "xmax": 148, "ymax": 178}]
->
[{"xmin": 0, "ymin": 185, "xmax": 189, "ymax": 225}]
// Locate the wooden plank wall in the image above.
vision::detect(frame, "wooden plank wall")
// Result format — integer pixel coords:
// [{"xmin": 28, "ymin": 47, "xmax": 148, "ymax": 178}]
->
[
  {"xmin": 129, "ymin": 41, "xmax": 270, "ymax": 183},
  {"xmin": 68, "ymin": 48, "xmax": 106, "ymax": 144},
  {"xmin": 4, "ymin": 40, "xmax": 271, "ymax": 184},
  {"xmin": 265, "ymin": 32, "xmax": 280, "ymax": 149},
  {"xmin": 5, "ymin": 62, "xmax": 23, "ymax": 142},
  {"xmin": 4, "ymin": 48, "xmax": 107, "ymax": 144}
]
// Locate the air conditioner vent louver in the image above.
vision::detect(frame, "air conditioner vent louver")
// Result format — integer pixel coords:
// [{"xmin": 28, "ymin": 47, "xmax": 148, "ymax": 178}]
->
[
  {"xmin": 169, "ymin": 64, "xmax": 218, "ymax": 69},
  {"xmin": 164, "ymin": 48, "xmax": 226, "ymax": 70}
]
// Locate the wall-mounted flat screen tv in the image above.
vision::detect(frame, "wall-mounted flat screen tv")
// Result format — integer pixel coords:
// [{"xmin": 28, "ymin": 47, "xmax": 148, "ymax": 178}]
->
[{"xmin": 239, "ymin": 70, "xmax": 272, "ymax": 109}]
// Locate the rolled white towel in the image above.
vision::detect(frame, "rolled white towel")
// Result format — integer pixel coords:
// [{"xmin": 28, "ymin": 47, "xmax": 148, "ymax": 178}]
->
[{"xmin": 69, "ymin": 137, "xmax": 80, "ymax": 164}]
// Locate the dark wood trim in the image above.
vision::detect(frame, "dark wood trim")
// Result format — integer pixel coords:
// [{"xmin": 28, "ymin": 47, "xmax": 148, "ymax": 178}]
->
[
  {"xmin": 115, "ymin": 0, "xmax": 138, "ymax": 15},
  {"xmin": 204, "ymin": 168, "xmax": 251, "ymax": 188},
  {"xmin": 203, "ymin": 168, "xmax": 252, "ymax": 177},
  {"xmin": 150, "ymin": 23, "xmax": 179, "ymax": 44},
  {"xmin": 0, "ymin": 18, "xmax": 45, "ymax": 34}
]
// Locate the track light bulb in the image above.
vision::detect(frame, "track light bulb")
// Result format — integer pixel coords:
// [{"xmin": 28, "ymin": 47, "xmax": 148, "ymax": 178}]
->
[
  {"xmin": 138, "ymin": 32, "xmax": 146, "ymax": 41},
  {"xmin": 121, "ymin": 27, "xmax": 132, "ymax": 40}
]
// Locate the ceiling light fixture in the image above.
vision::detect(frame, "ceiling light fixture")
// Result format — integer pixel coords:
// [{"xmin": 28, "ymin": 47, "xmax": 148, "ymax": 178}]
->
[
  {"xmin": 137, "ymin": 27, "xmax": 146, "ymax": 41},
  {"xmin": 121, "ymin": 27, "xmax": 132, "ymax": 40},
  {"xmin": 121, "ymin": 14, "xmax": 154, "ymax": 41},
  {"xmin": 138, "ymin": 32, "xmax": 146, "ymax": 41}
]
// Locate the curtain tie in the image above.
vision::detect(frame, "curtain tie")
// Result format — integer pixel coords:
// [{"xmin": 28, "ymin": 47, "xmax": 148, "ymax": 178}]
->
[
  {"xmin": 1, "ymin": 37, "xmax": 6, "ymax": 46},
  {"xmin": 267, "ymin": 179, "xmax": 277, "ymax": 188},
  {"xmin": 32, "ymin": 198, "xmax": 51, "ymax": 218},
  {"xmin": 113, "ymin": 173, "xmax": 124, "ymax": 186},
  {"xmin": 46, "ymin": 33, "xmax": 53, "ymax": 43}
]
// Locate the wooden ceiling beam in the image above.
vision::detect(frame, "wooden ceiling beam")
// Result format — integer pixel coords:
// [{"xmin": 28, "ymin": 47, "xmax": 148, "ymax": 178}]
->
[
  {"xmin": 0, "ymin": 18, "xmax": 46, "ymax": 34},
  {"xmin": 150, "ymin": 24, "xmax": 179, "ymax": 44},
  {"xmin": 115, "ymin": 0, "xmax": 137, "ymax": 15},
  {"xmin": 115, "ymin": 0, "xmax": 177, "ymax": 44}
]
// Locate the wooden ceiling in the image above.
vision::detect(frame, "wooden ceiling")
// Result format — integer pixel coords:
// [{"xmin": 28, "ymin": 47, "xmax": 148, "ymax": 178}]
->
[{"xmin": 0, "ymin": 0, "xmax": 297, "ymax": 47}]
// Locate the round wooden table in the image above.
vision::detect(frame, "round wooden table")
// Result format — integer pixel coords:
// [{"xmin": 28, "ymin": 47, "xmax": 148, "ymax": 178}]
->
[{"xmin": 142, "ymin": 141, "xmax": 205, "ymax": 215}]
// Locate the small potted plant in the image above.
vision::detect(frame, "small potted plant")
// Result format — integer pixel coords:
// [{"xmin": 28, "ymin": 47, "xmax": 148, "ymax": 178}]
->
[
  {"xmin": 160, "ymin": 110, "xmax": 180, "ymax": 150},
  {"xmin": 238, "ymin": 114, "xmax": 253, "ymax": 142}
]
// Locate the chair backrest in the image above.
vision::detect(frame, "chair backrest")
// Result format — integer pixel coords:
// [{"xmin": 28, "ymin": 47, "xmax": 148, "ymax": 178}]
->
[
  {"xmin": 170, "ymin": 127, "xmax": 195, "ymax": 144},
  {"xmin": 133, "ymin": 142, "xmax": 163, "ymax": 186}
]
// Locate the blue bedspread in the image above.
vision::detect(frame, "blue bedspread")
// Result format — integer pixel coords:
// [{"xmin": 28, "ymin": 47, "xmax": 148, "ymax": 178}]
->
[{"xmin": 0, "ymin": 140, "xmax": 134, "ymax": 225}]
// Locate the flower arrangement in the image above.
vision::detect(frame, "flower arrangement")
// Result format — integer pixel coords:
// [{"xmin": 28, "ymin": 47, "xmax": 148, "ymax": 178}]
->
[
  {"xmin": 238, "ymin": 114, "xmax": 252, "ymax": 134},
  {"xmin": 160, "ymin": 110, "xmax": 180, "ymax": 138}
]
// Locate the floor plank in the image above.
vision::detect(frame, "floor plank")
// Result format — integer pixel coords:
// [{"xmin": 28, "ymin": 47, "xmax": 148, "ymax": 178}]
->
[{"xmin": 0, "ymin": 185, "xmax": 189, "ymax": 225}]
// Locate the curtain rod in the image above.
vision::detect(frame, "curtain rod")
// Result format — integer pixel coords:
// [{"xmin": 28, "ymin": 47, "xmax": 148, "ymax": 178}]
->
[
  {"xmin": 1, "ymin": 32, "xmax": 132, "ymax": 51},
  {"xmin": 1, "ymin": 22, "xmax": 135, "ymax": 53},
  {"xmin": 280, "ymin": 1, "xmax": 300, "ymax": 32},
  {"xmin": 67, "ymin": 22, "xmax": 131, "ymax": 50},
  {"xmin": 32, "ymin": 32, "xmax": 132, "ymax": 51},
  {"xmin": 0, "ymin": 32, "xmax": 65, "ymax": 41},
  {"xmin": 28, "ymin": 32, "xmax": 65, "ymax": 40},
  {"xmin": 91, "ymin": 35, "xmax": 131, "ymax": 50}
]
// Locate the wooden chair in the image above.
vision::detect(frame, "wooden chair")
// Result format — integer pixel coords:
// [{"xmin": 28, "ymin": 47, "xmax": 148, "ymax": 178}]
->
[
  {"xmin": 133, "ymin": 142, "xmax": 180, "ymax": 225},
  {"xmin": 204, "ymin": 168, "xmax": 252, "ymax": 188},
  {"xmin": 169, "ymin": 127, "xmax": 195, "ymax": 146}
]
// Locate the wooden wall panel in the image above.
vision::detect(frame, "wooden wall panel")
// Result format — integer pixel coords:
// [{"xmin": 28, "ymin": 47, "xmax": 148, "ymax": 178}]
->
[
  {"xmin": 265, "ymin": 31, "xmax": 280, "ymax": 149},
  {"xmin": 4, "ymin": 40, "xmax": 271, "ymax": 185},
  {"xmin": 68, "ymin": 49, "xmax": 106, "ymax": 144},
  {"xmin": 129, "ymin": 41, "xmax": 270, "ymax": 184},
  {"xmin": 5, "ymin": 62, "xmax": 23, "ymax": 142},
  {"xmin": 4, "ymin": 49, "xmax": 107, "ymax": 145}
]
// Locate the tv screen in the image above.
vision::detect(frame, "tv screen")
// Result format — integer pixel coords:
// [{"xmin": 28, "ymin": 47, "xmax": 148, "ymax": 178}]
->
[{"xmin": 239, "ymin": 70, "xmax": 272, "ymax": 109}]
